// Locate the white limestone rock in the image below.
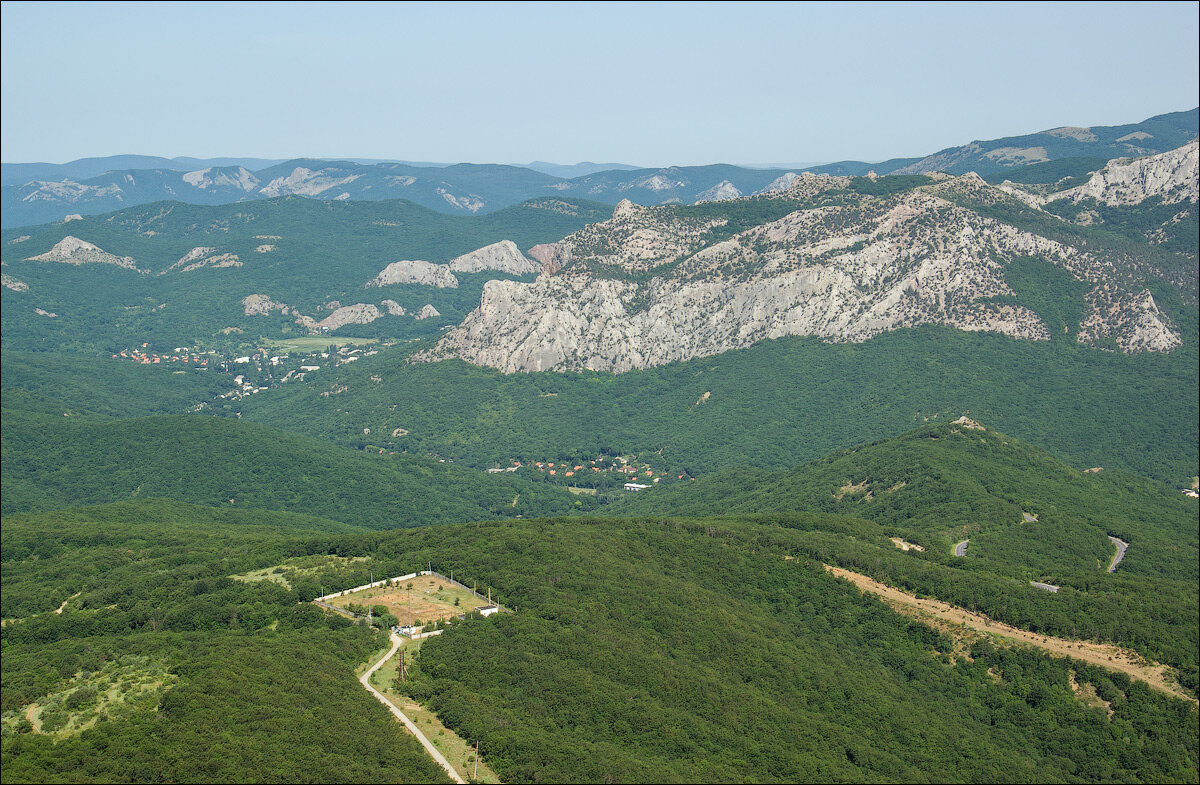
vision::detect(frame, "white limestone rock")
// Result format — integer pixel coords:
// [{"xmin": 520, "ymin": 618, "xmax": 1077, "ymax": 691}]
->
[
  {"xmin": 447, "ymin": 240, "xmax": 540, "ymax": 275},
  {"xmin": 1048, "ymin": 140, "xmax": 1199, "ymax": 206},
  {"xmin": 27, "ymin": 236, "xmax": 143, "ymax": 272},
  {"xmin": 367, "ymin": 260, "xmax": 459, "ymax": 289}
]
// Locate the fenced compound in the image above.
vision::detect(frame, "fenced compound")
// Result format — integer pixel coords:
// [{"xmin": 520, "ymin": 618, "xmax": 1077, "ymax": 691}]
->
[{"xmin": 313, "ymin": 569, "xmax": 509, "ymax": 633}]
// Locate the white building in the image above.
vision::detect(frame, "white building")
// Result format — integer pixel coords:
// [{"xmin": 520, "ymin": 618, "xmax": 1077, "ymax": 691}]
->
[{"xmin": 624, "ymin": 482, "xmax": 651, "ymax": 491}]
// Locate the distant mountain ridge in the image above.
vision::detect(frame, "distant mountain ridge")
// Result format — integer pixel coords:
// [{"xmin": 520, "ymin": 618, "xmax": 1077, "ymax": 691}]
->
[
  {"xmin": 808, "ymin": 108, "xmax": 1199, "ymax": 177},
  {"xmin": 3, "ymin": 109, "xmax": 1194, "ymax": 228}
]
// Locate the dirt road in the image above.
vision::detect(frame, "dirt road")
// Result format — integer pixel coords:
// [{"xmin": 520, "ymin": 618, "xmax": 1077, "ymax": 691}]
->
[
  {"xmin": 823, "ymin": 564, "xmax": 1196, "ymax": 703},
  {"xmin": 360, "ymin": 633, "xmax": 466, "ymax": 784}
]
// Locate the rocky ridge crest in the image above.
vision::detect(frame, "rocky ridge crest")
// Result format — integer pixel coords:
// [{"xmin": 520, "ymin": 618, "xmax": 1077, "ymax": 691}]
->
[{"xmin": 424, "ymin": 158, "xmax": 1191, "ymax": 373}]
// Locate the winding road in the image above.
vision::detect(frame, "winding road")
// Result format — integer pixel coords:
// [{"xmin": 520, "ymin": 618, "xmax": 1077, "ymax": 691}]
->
[
  {"xmin": 1107, "ymin": 536, "xmax": 1129, "ymax": 573},
  {"xmin": 953, "ymin": 539, "xmax": 969, "ymax": 557},
  {"xmin": 360, "ymin": 632, "xmax": 466, "ymax": 784}
]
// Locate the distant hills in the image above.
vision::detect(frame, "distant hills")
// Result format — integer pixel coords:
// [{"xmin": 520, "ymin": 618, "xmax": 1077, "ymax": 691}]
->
[
  {"xmin": 807, "ymin": 108, "xmax": 1200, "ymax": 176},
  {"xmin": 3, "ymin": 108, "xmax": 1194, "ymax": 228}
]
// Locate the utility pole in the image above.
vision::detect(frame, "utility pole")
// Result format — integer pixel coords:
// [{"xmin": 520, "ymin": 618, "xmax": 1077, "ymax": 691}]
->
[{"xmin": 474, "ymin": 740, "xmax": 479, "ymax": 782}]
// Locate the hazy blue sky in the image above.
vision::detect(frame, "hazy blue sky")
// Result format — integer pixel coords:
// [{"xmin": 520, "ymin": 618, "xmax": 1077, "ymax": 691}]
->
[{"xmin": 2, "ymin": 1, "xmax": 1197, "ymax": 166}]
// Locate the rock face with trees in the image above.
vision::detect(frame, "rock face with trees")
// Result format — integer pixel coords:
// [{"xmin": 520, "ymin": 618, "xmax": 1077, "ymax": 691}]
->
[{"xmin": 427, "ymin": 148, "xmax": 1196, "ymax": 373}]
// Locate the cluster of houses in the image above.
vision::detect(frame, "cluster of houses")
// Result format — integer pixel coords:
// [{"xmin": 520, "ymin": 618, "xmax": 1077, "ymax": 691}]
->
[
  {"xmin": 500, "ymin": 455, "xmax": 697, "ymax": 491},
  {"xmin": 111, "ymin": 344, "xmax": 208, "ymax": 367},
  {"xmin": 526, "ymin": 455, "xmax": 665, "ymax": 480}
]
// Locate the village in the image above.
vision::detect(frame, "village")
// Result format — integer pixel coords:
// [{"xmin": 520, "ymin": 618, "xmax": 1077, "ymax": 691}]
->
[
  {"xmin": 109, "ymin": 339, "xmax": 393, "ymax": 402},
  {"xmin": 490, "ymin": 454, "xmax": 695, "ymax": 492}
]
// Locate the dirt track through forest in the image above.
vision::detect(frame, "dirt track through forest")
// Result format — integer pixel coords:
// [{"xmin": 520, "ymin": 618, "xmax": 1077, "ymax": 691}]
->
[
  {"xmin": 823, "ymin": 564, "xmax": 1196, "ymax": 703},
  {"xmin": 360, "ymin": 633, "xmax": 466, "ymax": 783}
]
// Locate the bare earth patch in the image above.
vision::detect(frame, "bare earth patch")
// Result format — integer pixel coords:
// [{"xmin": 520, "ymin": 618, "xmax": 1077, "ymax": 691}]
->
[
  {"xmin": 823, "ymin": 564, "xmax": 1196, "ymax": 703},
  {"xmin": 1069, "ymin": 669, "xmax": 1114, "ymax": 718},
  {"xmin": 327, "ymin": 575, "xmax": 488, "ymax": 626},
  {"xmin": 835, "ymin": 479, "xmax": 870, "ymax": 500}
]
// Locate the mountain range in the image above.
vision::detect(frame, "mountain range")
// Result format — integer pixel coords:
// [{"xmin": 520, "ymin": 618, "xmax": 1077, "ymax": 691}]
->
[
  {"xmin": 427, "ymin": 141, "xmax": 1198, "ymax": 372},
  {"xmin": 3, "ymin": 108, "xmax": 1194, "ymax": 228}
]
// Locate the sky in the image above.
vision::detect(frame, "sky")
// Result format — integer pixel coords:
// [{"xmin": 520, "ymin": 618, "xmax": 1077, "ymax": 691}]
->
[{"xmin": 1, "ymin": 1, "xmax": 1197, "ymax": 166}]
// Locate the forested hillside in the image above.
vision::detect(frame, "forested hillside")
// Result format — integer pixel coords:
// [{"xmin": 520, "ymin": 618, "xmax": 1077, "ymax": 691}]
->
[
  {"xmin": 0, "ymin": 410, "xmax": 589, "ymax": 524},
  {"xmin": 619, "ymin": 420, "xmax": 1198, "ymax": 578},
  {"xmin": 4, "ymin": 506, "xmax": 1195, "ymax": 782},
  {"xmin": 0, "ymin": 500, "xmax": 449, "ymax": 783},
  {"xmin": 236, "ymin": 325, "xmax": 1199, "ymax": 487},
  {"xmin": 1, "ymin": 196, "xmax": 608, "ymax": 351}
]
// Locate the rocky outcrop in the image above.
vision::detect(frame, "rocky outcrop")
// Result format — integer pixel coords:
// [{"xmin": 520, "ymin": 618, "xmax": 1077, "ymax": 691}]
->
[
  {"xmin": 424, "ymin": 175, "xmax": 1181, "ymax": 373},
  {"xmin": 181, "ymin": 166, "xmax": 259, "ymax": 191},
  {"xmin": 528, "ymin": 243, "xmax": 571, "ymax": 276},
  {"xmin": 316, "ymin": 303, "xmax": 382, "ymax": 331},
  {"xmin": 694, "ymin": 180, "xmax": 742, "ymax": 203},
  {"xmin": 756, "ymin": 172, "xmax": 801, "ymax": 194},
  {"xmin": 242, "ymin": 294, "xmax": 290, "ymax": 316},
  {"xmin": 168, "ymin": 247, "xmax": 241, "ymax": 273},
  {"xmin": 447, "ymin": 240, "xmax": 540, "ymax": 275},
  {"xmin": 530, "ymin": 199, "xmax": 728, "ymax": 275},
  {"xmin": 381, "ymin": 299, "xmax": 407, "ymax": 316},
  {"xmin": 259, "ymin": 167, "xmax": 362, "ymax": 197},
  {"xmin": 1048, "ymin": 140, "xmax": 1199, "ymax": 206},
  {"xmin": 19, "ymin": 181, "xmax": 122, "ymax": 205},
  {"xmin": 2, "ymin": 273, "xmax": 29, "ymax": 292},
  {"xmin": 1079, "ymin": 289, "xmax": 1182, "ymax": 352},
  {"xmin": 26, "ymin": 236, "xmax": 142, "ymax": 272},
  {"xmin": 414, "ymin": 304, "xmax": 441, "ymax": 320},
  {"xmin": 366, "ymin": 259, "xmax": 458, "ymax": 288},
  {"xmin": 438, "ymin": 189, "xmax": 484, "ymax": 212}
]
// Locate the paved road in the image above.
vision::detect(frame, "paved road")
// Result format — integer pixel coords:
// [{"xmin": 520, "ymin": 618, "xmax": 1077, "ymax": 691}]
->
[
  {"xmin": 953, "ymin": 539, "xmax": 969, "ymax": 557},
  {"xmin": 1107, "ymin": 536, "xmax": 1129, "ymax": 573},
  {"xmin": 360, "ymin": 632, "xmax": 466, "ymax": 784}
]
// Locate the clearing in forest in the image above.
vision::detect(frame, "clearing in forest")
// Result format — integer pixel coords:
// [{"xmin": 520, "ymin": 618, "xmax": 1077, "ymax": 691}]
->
[
  {"xmin": 326, "ymin": 574, "xmax": 491, "ymax": 626},
  {"xmin": 230, "ymin": 555, "xmax": 368, "ymax": 588},
  {"xmin": 823, "ymin": 564, "xmax": 1196, "ymax": 704}
]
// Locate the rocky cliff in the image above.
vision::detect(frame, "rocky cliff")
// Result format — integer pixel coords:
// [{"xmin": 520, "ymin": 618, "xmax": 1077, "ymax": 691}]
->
[
  {"xmin": 447, "ymin": 240, "xmax": 540, "ymax": 274},
  {"xmin": 1048, "ymin": 140, "xmax": 1199, "ymax": 206},
  {"xmin": 366, "ymin": 259, "xmax": 459, "ymax": 288},
  {"xmin": 424, "ymin": 167, "xmax": 1187, "ymax": 373}
]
